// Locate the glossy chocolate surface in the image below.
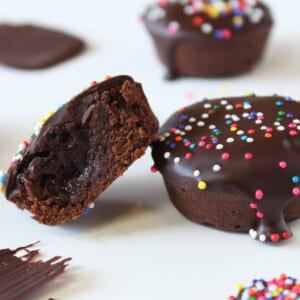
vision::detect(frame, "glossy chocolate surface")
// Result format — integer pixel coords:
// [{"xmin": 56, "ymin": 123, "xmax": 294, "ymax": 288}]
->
[{"xmin": 152, "ymin": 96, "xmax": 300, "ymax": 243}]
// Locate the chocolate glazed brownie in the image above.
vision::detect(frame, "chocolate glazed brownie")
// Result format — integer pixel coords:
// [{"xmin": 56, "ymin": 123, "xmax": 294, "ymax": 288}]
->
[
  {"xmin": 143, "ymin": 0, "xmax": 273, "ymax": 79},
  {"xmin": 3, "ymin": 75, "xmax": 159, "ymax": 225},
  {"xmin": 152, "ymin": 95, "xmax": 300, "ymax": 243}
]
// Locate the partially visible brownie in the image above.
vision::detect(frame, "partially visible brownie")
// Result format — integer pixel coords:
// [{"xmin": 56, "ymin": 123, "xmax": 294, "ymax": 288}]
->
[{"xmin": 3, "ymin": 75, "xmax": 159, "ymax": 225}]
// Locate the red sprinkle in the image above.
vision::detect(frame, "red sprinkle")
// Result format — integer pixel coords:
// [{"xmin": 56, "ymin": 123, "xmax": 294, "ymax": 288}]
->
[
  {"xmin": 222, "ymin": 152, "xmax": 231, "ymax": 160},
  {"xmin": 271, "ymin": 233, "xmax": 280, "ymax": 242},
  {"xmin": 244, "ymin": 152, "xmax": 253, "ymax": 160},
  {"xmin": 150, "ymin": 166, "xmax": 158, "ymax": 173},
  {"xmin": 282, "ymin": 231, "xmax": 291, "ymax": 239}
]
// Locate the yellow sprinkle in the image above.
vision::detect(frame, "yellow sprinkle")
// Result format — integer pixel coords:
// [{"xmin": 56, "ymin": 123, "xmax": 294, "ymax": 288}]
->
[
  {"xmin": 198, "ymin": 181, "xmax": 207, "ymax": 190},
  {"xmin": 230, "ymin": 127, "xmax": 237, "ymax": 132},
  {"xmin": 0, "ymin": 185, "xmax": 3, "ymax": 192},
  {"xmin": 236, "ymin": 283, "xmax": 244, "ymax": 292},
  {"xmin": 204, "ymin": 5, "xmax": 220, "ymax": 18},
  {"xmin": 39, "ymin": 118, "xmax": 46, "ymax": 125},
  {"xmin": 233, "ymin": 16, "xmax": 243, "ymax": 24},
  {"xmin": 46, "ymin": 111, "xmax": 54, "ymax": 119}
]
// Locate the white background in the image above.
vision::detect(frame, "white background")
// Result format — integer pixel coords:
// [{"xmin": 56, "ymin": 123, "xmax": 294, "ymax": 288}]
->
[{"xmin": 0, "ymin": 1, "xmax": 300, "ymax": 299}]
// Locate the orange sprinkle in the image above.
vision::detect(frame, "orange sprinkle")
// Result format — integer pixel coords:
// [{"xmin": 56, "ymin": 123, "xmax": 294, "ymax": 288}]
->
[
  {"xmin": 179, "ymin": 107, "xmax": 185, "ymax": 113},
  {"xmin": 105, "ymin": 75, "xmax": 111, "ymax": 80},
  {"xmin": 235, "ymin": 103, "xmax": 243, "ymax": 109},
  {"xmin": 265, "ymin": 133, "xmax": 272, "ymax": 139},
  {"xmin": 175, "ymin": 136, "xmax": 183, "ymax": 142}
]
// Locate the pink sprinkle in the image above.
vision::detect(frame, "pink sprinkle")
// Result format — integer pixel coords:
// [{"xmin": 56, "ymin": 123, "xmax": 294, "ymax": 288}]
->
[
  {"xmin": 244, "ymin": 152, "xmax": 253, "ymax": 160},
  {"xmin": 223, "ymin": 29, "xmax": 232, "ymax": 40},
  {"xmin": 185, "ymin": 152, "xmax": 192, "ymax": 159},
  {"xmin": 288, "ymin": 123, "xmax": 297, "ymax": 129},
  {"xmin": 248, "ymin": 129, "xmax": 255, "ymax": 135},
  {"xmin": 198, "ymin": 141, "xmax": 206, "ymax": 147},
  {"xmin": 278, "ymin": 161, "xmax": 287, "ymax": 169},
  {"xmin": 256, "ymin": 211, "xmax": 264, "ymax": 219},
  {"xmin": 90, "ymin": 80, "xmax": 97, "ymax": 86},
  {"xmin": 171, "ymin": 127, "xmax": 176, "ymax": 133},
  {"xmin": 206, "ymin": 143, "xmax": 213, "ymax": 150},
  {"xmin": 185, "ymin": 141, "xmax": 191, "ymax": 147},
  {"xmin": 150, "ymin": 166, "xmax": 158, "ymax": 173},
  {"xmin": 221, "ymin": 152, "xmax": 230, "ymax": 160},
  {"xmin": 292, "ymin": 187, "xmax": 300, "ymax": 196},
  {"xmin": 168, "ymin": 21, "xmax": 180, "ymax": 35},
  {"xmin": 250, "ymin": 203, "xmax": 258, "ymax": 209},
  {"xmin": 265, "ymin": 127, "xmax": 273, "ymax": 132},
  {"xmin": 257, "ymin": 115, "xmax": 264, "ymax": 120},
  {"xmin": 9, "ymin": 161, "xmax": 15, "ymax": 168},
  {"xmin": 289, "ymin": 130, "xmax": 298, "ymax": 136},
  {"xmin": 255, "ymin": 189, "xmax": 264, "ymax": 200}
]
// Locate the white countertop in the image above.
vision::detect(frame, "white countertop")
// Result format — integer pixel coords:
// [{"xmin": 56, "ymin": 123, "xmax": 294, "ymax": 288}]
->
[{"xmin": 0, "ymin": 0, "xmax": 300, "ymax": 299}]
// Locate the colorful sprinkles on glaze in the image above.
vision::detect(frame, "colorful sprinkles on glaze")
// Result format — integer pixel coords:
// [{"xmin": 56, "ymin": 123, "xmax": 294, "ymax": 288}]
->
[
  {"xmin": 145, "ymin": 0, "xmax": 265, "ymax": 40},
  {"xmin": 152, "ymin": 95, "xmax": 300, "ymax": 243},
  {"xmin": 229, "ymin": 274, "xmax": 300, "ymax": 300}
]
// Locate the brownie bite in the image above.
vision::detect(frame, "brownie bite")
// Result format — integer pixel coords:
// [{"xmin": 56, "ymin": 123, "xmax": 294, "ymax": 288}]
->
[
  {"xmin": 142, "ymin": 0, "xmax": 273, "ymax": 79},
  {"xmin": 3, "ymin": 75, "xmax": 159, "ymax": 225},
  {"xmin": 152, "ymin": 95, "xmax": 300, "ymax": 243}
]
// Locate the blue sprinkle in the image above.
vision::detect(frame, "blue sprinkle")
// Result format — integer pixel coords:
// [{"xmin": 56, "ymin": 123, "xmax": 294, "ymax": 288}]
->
[
  {"xmin": 292, "ymin": 176, "xmax": 300, "ymax": 184},
  {"xmin": 189, "ymin": 144, "xmax": 196, "ymax": 149},
  {"xmin": 202, "ymin": 98, "xmax": 209, "ymax": 102},
  {"xmin": 183, "ymin": 138, "xmax": 189, "ymax": 143},
  {"xmin": 226, "ymin": 120, "xmax": 233, "ymax": 125},
  {"xmin": 241, "ymin": 135, "xmax": 248, "ymax": 141},
  {"xmin": 170, "ymin": 143, "xmax": 176, "ymax": 149},
  {"xmin": 180, "ymin": 115, "xmax": 188, "ymax": 121},
  {"xmin": 285, "ymin": 96, "xmax": 293, "ymax": 101},
  {"xmin": 287, "ymin": 113, "xmax": 294, "ymax": 118},
  {"xmin": 83, "ymin": 208, "xmax": 90, "ymax": 215},
  {"xmin": 214, "ymin": 30, "xmax": 223, "ymax": 39},
  {"xmin": 179, "ymin": 125, "xmax": 185, "ymax": 130},
  {"xmin": 276, "ymin": 101, "xmax": 283, "ymax": 106},
  {"xmin": 0, "ymin": 175, "xmax": 5, "ymax": 184},
  {"xmin": 212, "ymin": 139, "xmax": 219, "ymax": 145}
]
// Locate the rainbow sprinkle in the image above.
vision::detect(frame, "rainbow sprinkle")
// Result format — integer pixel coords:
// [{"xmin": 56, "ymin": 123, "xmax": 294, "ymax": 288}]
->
[
  {"xmin": 229, "ymin": 274, "xmax": 300, "ymax": 300},
  {"xmin": 145, "ymin": 0, "xmax": 265, "ymax": 40}
]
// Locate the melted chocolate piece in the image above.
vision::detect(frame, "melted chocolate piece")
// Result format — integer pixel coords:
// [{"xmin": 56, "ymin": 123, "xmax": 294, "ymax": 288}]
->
[
  {"xmin": 152, "ymin": 96, "xmax": 300, "ymax": 243},
  {"xmin": 0, "ymin": 242, "xmax": 71, "ymax": 300},
  {"xmin": 3, "ymin": 75, "xmax": 159, "ymax": 225},
  {"xmin": 143, "ymin": 0, "xmax": 273, "ymax": 79},
  {"xmin": 0, "ymin": 24, "xmax": 84, "ymax": 69}
]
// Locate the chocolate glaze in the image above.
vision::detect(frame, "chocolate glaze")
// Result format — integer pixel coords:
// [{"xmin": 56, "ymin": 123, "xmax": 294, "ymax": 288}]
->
[
  {"xmin": 152, "ymin": 96, "xmax": 300, "ymax": 243},
  {"xmin": 143, "ymin": 0, "xmax": 273, "ymax": 79},
  {"xmin": 4, "ymin": 75, "xmax": 159, "ymax": 225}
]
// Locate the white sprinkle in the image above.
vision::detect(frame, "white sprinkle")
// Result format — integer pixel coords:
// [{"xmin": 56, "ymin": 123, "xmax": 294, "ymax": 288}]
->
[
  {"xmin": 180, "ymin": 131, "xmax": 186, "ymax": 136},
  {"xmin": 260, "ymin": 125, "xmax": 267, "ymax": 130},
  {"xmin": 88, "ymin": 202, "xmax": 95, "ymax": 209},
  {"xmin": 202, "ymin": 113, "xmax": 209, "ymax": 119},
  {"xmin": 259, "ymin": 234, "xmax": 267, "ymax": 242},
  {"xmin": 164, "ymin": 132, "xmax": 170, "ymax": 137},
  {"xmin": 147, "ymin": 7, "xmax": 166, "ymax": 20},
  {"xmin": 14, "ymin": 154, "xmax": 23, "ymax": 161},
  {"xmin": 209, "ymin": 124, "xmax": 216, "ymax": 130},
  {"xmin": 274, "ymin": 121, "xmax": 280, "ymax": 126},
  {"xmin": 255, "ymin": 119, "xmax": 262, "ymax": 124},
  {"xmin": 226, "ymin": 104, "xmax": 234, "ymax": 110},
  {"xmin": 183, "ymin": 5, "xmax": 194, "ymax": 15},
  {"xmin": 174, "ymin": 157, "xmax": 181, "ymax": 164},
  {"xmin": 277, "ymin": 126, "xmax": 285, "ymax": 131},
  {"xmin": 160, "ymin": 137, "xmax": 166, "ymax": 142},
  {"xmin": 201, "ymin": 22, "xmax": 213, "ymax": 34},
  {"xmin": 232, "ymin": 115, "xmax": 240, "ymax": 122},
  {"xmin": 216, "ymin": 144, "xmax": 224, "ymax": 150},
  {"xmin": 226, "ymin": 137, "xmax": 235, "ymax": 143},
  {"xmin": 204, "ymin": 103, "xmax": 212, "ymax": 109},
  {"xmin": 18, "ymin": 143, "xmax": 26, "ymax": 152},
  {"xmin": 193, "ymin": 170, "xmax": 201, "ymax": 177},
  {"xmin": 213, "ymin": 164, "xmax": 221, "ymax": 172},
  {"xmin": 221, "ymin": 100, "xmax": 228, "ymax": 105},
  {"xmin": 249, "ymin": 229, "xmax": 257, "ymax": 239},
  {"xmin": 224, "ymin": 114, "xmax": 231, "ymax": 119},
  {"xmin": 250, "ymin": 7, "xmax": 264, "ymax": 24},
  {"xmin": 185, "ymin": 125, "xmax": 192, "ymax": 131},
  {"xmin": 237, "ymin": 130, "xmax": 244, "ymax": 135},
  {"xmin": 247, "ymin": 137, "xmax": 254, "ymax": 143},
  {"xmin": 197, "ymin": 121, "xmax": 205, "ymax": 127},
  {"xmin": 0, "ymin": 170, "xmax": 4, "ymax": 177},
  {"xmin": 293, "ymin": 119, "xmax": 300, "ymax": 124},
  {"xmin": 189, "ymin": 117, "xmax": 196, "ymax": 123},
  {"xmin": 175, "ymin": 129, "xmax": 181, "ymax": 134},
  {"xmin": 164, "ymin": 152, "xmax": 171, "ymax": 159},
  {"xmin": 256, "ymin": 112, "xmax": 264, "ymax": 117},
  {"xmin": 255, "ymin": 281, "xmax": 265, "ymax": 291},
  {"xmin": 242, "ymin": 112, "xmax": 249, "ymax": 118}
]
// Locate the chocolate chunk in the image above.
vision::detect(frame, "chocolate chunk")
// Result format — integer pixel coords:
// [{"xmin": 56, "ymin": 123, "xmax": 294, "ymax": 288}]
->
[
  {"xmin": 152, "ymin": 95, "xmax": 300, "ymax": 243},
  {"xmin": 0, "ymin": 24, "xmax": 84, "ymax": 69},
  {"xmin": 3, "ymin": 75, "xmax": 159, "ymax": 225}
]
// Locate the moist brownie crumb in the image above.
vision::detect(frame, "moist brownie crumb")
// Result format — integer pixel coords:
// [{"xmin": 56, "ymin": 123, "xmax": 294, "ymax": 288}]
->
[{"xmin": 3, "ymin": 75, "xmax": 159, "ymax": 225}]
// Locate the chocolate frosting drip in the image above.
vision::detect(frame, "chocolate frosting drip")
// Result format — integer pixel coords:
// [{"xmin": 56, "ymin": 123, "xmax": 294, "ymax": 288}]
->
[
  {"xmin": 152, "ymin": 96, "xmax": 300, "ymax": 243},
  {"xmin": 143, "ymin": 0, "xmax": 272, "ymax": 79},
  {"xmin": 0, "ymin": 242, "xmax": 71, "ymax": 300}
]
